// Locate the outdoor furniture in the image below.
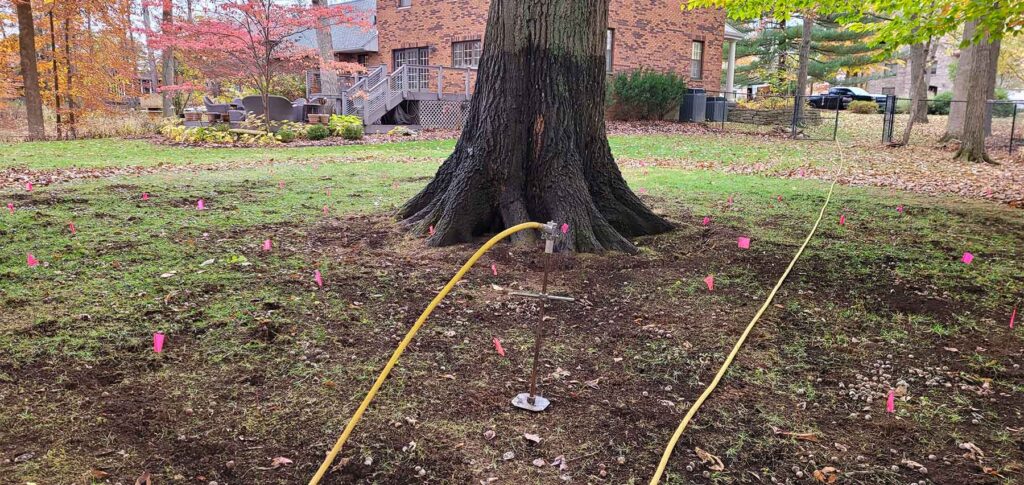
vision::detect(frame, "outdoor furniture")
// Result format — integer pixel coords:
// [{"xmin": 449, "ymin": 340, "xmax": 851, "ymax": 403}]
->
[
  {"xmin": 203, "ymin": 96, "xmax": 231, "ymax": 115},
  {"xmin": 240, "ymin": 95, "xmax": 308, "ymax": 122}
]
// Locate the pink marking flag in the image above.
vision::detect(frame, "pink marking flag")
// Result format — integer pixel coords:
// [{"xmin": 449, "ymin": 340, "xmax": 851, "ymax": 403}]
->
[
  {"xmin": 196, "ymin": 199, "xmax": 206, "ymax": 210},
  {"xmin": 560, "ymin": 223, "xmax": 569, "ymax": 234},
  {"xmin": 25, "ymin": 182, "xmax": 33, "ymax": 191},
  {"xmin": 701, "ymin": 216, "xmax": 711, "ymax": 226},
  {"xmin": 638, "ymin": 187, "xmax": 647, "ymax": 195},
  {"xmin": 727, "ymin": 195, "xmax": 734, "ymax": 205},
  {"xmin": 142, "ymin": 192, "xmax": 149, "ymax": 201},
  {"xmin": 704, "ymin": 275, "xmax": 714, "ymax": 291},
  {"xmin": 798, "ymin": 168, "xmax": 806, "ymax": 177},
  {"xmin": 839, "ymin": 214, "xmax": 846, "ymax": 226},
  {"xmin": 278, "ymin": 181, "xmax": 285, "ymax": 189},
  {"xmin": 428, "ymin": 225, "xmax": 436, "ymax": 236},
  {"xmin": 6, "ymin": 203, "xmax": 13, "ymax": 214},
  {"xmin": 777, "ymin": 195, "xmax": 783, "ymax": 202},
  {"xmin": 738, "ymin": 236, "xmax": 751, "ymax": 249},
  {"xmin": 69, "ymin": 221, "xmax": 76, "ymax": 235},
  {"xmin": 493, "ymin": 337, "xmax": 506, "ymax": 356},
  {"xmin": 885, "ymin": 389, "xmax": 896, "ymax": 414},
  {"xmin": 26, "ymin": 253, "xmax": 39, "ymax": 267},
  {"xmin": 153, "ymin": 332, "xmax": 165, "ymax": 353},
  {"xmin": 896, "ymin": 205, "xmax": 904, "ymax": 214},
  {"xmin": 1010, "ymin": 306, "xmax": 1017, "ymax": 329},
  {"xmin": 961, "ymin": 252, "xmax": 974, "ymax": 264},
  {"xmin": 491, "ymin": 263, "xmax": 498, "ymax": 276},
  {"xmin": 314, "ymin": 270, "xmax": 324, "ymax": 288},
  {"xmin": 262, "ymin": 239, "xmax": 272, "ymax": 251},
  {"xmin": 322, "ymin": 205, "xmax": 329, "ymax": 216}
]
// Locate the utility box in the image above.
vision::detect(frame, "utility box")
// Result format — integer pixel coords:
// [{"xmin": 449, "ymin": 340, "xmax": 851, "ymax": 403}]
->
[
  {"xmin": 680, "ymin": 88, "xmax": 707, "ymax": 122},
  {"xmin": 705, "ymin": 96, "xmax": 727, "ymax": 122}
]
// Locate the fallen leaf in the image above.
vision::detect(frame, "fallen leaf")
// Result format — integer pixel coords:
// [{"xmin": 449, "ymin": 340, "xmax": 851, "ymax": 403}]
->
[
  {"xmin": 523, "ymin": 432, "xmax": 542, "ymax": 444},
  {"xmin": 134, "ymin": 471, "xmax": 152, "ymax": 485},
  {"xmin": 770, "ymin": 426, "xmax": 819, "ymax": 442},
  {"xmin": 200, "ymin": 258, "xmax": 215, "ymax": 266},
  {"xmin": 89, "ymin": 468, "xmax": 110, "ymax": 479},
  {"xmin": 812, "ymin": 466, "xmax": 840, "ymax": 483},
  {"xmin": 532, "ymin": 458, "xmax": 546, "ymax": 467},
  {"xmin": 695, "ymin": 447, "xmax": 725, "ymax": 471}
]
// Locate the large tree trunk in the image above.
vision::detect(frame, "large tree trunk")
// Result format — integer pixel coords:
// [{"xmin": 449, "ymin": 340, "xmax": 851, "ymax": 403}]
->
[
  {"xmin": 955, "ymin": 34, "xmax": 999, "ymax": 163},
  {"xmin": 15, "ymin": 0, "xmax": 45, "ymax": 140},
  {"xmin": 908, "ymin": 41, "xmax": 929, "ymax": 124},
  {"xmin": 311, "ymin": 0, "xmax": 339, "ymax": 115},
  {"xmin": 397, "ymin": 0, "xmax": 673, "ymax": 253},
  {"xmin": 160, "ymin": 0, "xmax": 175, "ymax": 117},
  {"xmin": 901, "ymin": 39, "xmax": 932, "ymax": 145},
  {"xmin": 981, "ymin": 37, "xmax": 1000, "ymax": 137},
  {"xmin": 943, "ymin": 21, "xmax": 976, "ymax": 141},
  {"xmin": 792, "ymin": 11, "xmax": 813, "ymax": 129}
]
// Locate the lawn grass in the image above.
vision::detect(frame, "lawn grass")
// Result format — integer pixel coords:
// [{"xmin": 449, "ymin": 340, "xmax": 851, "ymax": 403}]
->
[
  {"xmin": 1, "ymin": 138, "xmax": 1021, "ymax": 484},
  {"xmin": 0, "ymin": 133, "xmax": 825, "ymax": 170}
]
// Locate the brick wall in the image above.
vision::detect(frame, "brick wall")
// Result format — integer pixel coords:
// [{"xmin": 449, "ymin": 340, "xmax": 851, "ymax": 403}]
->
[{"xmin": 375, "ymin": 0, "xmax": 725, "ymax": 91}]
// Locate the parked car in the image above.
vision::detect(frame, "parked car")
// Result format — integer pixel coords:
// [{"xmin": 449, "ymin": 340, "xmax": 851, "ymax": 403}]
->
[{"xmin": 808, "ymin": 87, "xmax": 887, "ymax": 110}]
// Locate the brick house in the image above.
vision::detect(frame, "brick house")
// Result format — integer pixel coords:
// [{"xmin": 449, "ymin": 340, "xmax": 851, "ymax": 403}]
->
[
  {"xmin": 301, "ymin": 0, "xmax": 729, "ymax": 126},
  {"xmin": 864, "ymin": 37, "xmax": 957, "ymax": 97}
]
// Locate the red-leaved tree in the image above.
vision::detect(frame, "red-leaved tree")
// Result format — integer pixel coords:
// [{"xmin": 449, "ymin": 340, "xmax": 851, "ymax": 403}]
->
[{"xmin": 148, "ymin": 0, "xmax": 366, "ymax": 131}]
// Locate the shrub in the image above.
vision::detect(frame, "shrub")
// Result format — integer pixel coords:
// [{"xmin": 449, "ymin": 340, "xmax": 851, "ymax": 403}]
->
[
  {"xmin": 929, "ymin": 92, "xmax": 953, "ymax": 115},
  {"xmin": 387, "ymin": 126, "xmax": 416, "ymax": 137},
  {"xmin": 894, "ymin": 99, "xmax": 911, "ymax": 114},
  {"xmin": 306, "ymin": 124, "xmax": 330, "ymax": 140},
  {"xmin": 339, "ymin": 122, "xmax": 364, "ymax": 140},
  {"xmin": 276, "ymin": 126, "xmax": 296, "ymax": 143},
  {"xmin": 848, "ymin": 100, "xmax": 879, "ymax": 114},
  {"xmin": 607, "ymin": 69, "xmax": 686, "ymax": 120},
  {"xmin": 736, "ymin": 97, "xmax": 793, "ymax": 110},
  {"xmin": 328, "ymin": 114, "xmax": 362, "ymax": 136},
  {"xmin": 992, "ymin": 89, "xmax": 1015, "ymax": 118}
]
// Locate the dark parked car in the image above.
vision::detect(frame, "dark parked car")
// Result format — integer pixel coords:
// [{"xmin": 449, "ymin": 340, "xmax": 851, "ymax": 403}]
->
[{"xmin": 808, "ymin": 87, "xmax": 887, "ymax": 110}]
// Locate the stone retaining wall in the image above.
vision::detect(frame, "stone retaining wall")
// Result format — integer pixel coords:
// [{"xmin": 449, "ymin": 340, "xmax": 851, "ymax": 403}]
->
[{"xmin": 727, "ymin": 107, "xmax": 822, "ymax": 126}]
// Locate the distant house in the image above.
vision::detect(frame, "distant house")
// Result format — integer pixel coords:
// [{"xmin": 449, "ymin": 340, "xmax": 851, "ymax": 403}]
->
[
  {"xmin": 296, "ymin": 0, "xmax": 731, "ymax": 127},
  {"xmin": 865, "ymin": 37, "xmax": 957, "ymax": 97}
]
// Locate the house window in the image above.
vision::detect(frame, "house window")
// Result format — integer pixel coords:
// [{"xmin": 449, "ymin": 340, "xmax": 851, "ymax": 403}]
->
[
  {"xmin": 928, "ymin": 57, "xmax": 937, "ymax": 75},
  {"xmin": 881, "ymin": 87, "xmax": 896, "ymax": 95},
  {"xmin": 883, "ymin": 62, "xmax": 898, "ymax": 76},
  {"xmin": 398, "ymin": 0, "xmax": 411, "ymax": 7},
  {"xmin": 606, "ymin": 29, "xmax": 615, "ymax": 73},
  {"xmin": 357, "ymin": 54, "xmax": 368, "ymax": 65},
  {"xmin": 690, "ymin": 41, "xmax": 704, "ymax": 80},
  {"xmin": 452, "ymin": 40, "xmax": 482, "ymax": 68}
]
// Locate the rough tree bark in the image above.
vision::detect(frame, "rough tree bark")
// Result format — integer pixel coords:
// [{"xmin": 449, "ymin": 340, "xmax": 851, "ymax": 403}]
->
[
  {"xmin": 901, "ymin": 39, "xmax": 931, "ymax": 146},
  {"xmin": 397, "ymin": 0, "xmax": 673, "ymax": 253},
  {"xmin": 161, "ymin": 0, "xmax": 175, "ymax": 117},
  {"xmin": 943, "ymin": 21, "xmax": 976, "ymax": 141},
  {"xmin": 793, "ymin": 11, "xmax": 814, "ymax": 125},
  {"xmin": 15, "ymin": 0, "xmax": 45, "ymax": 140},
  {"xmin": 955, "ymin": 34, "xmax": 1000, "ymax": 163},
  {"xmin": 311, "ymin": 0, "xmax": 339, "ymax": 115},
  {"xmin": 908, "ymin": 41, "xmax": 929, "ymax": 124}
]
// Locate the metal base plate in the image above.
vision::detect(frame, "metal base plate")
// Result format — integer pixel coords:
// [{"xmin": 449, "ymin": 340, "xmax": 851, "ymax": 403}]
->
[{"xmin": 512, "ymin": 392, "xmax": 550, "ymax": 412}]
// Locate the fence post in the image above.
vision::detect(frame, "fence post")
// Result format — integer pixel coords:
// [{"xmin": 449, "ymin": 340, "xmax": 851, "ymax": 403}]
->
[
  {"xmin": 437, "ymin": 67, "xmax": 444, "ymax": 98},
  {"xmin": 790, "ymin": 95, "xmax": 800, "ymax": 139},
  {"xmin": 1011, "ymin": 103, "xmax": 1018, "ymax": 156},
  {"xmin": 833, "ymin": 100, "xmax": 840, "ymax": 141}
]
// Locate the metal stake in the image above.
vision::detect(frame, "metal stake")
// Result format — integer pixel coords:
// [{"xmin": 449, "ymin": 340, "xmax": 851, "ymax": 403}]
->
[{"xmin": 510, "ymin": 222, "xmax": 574, "ymax": 412}]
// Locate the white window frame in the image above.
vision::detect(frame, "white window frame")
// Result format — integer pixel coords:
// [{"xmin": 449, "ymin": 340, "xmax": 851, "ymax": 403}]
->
[
  {"xmin": 452, "ymin": 40, "xmax": 482, "ymax": 68},
  {"xmin": 690, "ymin": 41, "xmax": 704, "ymax": 80}
]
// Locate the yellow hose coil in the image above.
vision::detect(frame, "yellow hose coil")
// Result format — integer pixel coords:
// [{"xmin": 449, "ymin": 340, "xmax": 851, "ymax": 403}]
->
[
  {"xmin": 649, "ymin": 167, "xmax": 842, "ymax": 484},
  {"xmin": 309, "ymin": 222, "xmax": 545, "ymax": 485}
]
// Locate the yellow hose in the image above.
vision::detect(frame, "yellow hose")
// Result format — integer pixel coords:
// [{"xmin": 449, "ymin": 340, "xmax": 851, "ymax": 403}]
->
[
  {"xmin": 648, "ymin": 166, "xmax": 842, "ymax": 484},
  {"xmin": 309, "ymin": 221, "xmax": 545, "ymax": 485}
]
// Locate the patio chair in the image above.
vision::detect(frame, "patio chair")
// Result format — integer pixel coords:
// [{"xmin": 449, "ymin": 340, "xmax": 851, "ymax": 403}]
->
[
  {"xmin": 203, "ymin": 96, "xmax": 230, "ymax": 114},
  {"xmin": 241, "ymin": 95, "xmax": 307, "ymax": 122}
]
